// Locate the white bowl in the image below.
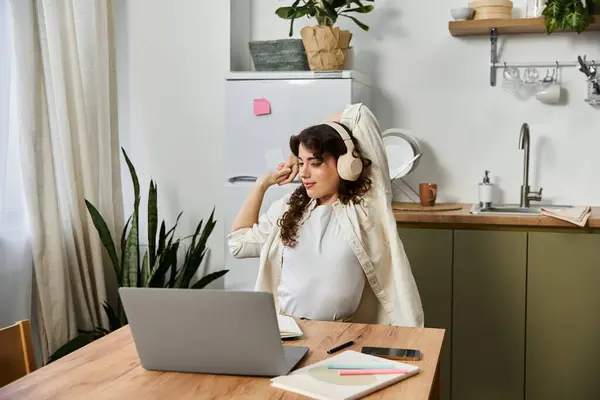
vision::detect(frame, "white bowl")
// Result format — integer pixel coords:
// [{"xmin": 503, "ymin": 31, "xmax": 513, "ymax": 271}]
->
[{"xmin": 451, "ymin": 7, "xmax": 475, "ymax": 20}]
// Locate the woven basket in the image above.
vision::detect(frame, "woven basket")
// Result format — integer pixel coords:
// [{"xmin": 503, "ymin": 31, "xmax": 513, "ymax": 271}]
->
[
  {"xmin": 300, "ymin": 25, "xmax": 352, "ymax": 71},
  {"xmin": 248, "ymin": 39, "xmax": 310, "ymax": 71},
  {"xmin": 469, "ymin": 0, "xmax": 513, "ymax": 19}
]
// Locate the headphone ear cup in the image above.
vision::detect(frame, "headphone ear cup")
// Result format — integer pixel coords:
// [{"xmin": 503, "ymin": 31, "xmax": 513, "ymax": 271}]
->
[
  {"xmin": 348, "ymin": 157, "xmax": 363, "ymax": 181},
  {"xmin": 338, "ymin": 153, "xmax": 363, "ymax": 181}
]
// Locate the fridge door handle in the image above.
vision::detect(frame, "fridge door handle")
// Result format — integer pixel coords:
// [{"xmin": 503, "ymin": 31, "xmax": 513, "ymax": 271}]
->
[
  {"xmin": 228, "ymin": 176, "xmax": 258, "ymax": 183},
  {"xmin": 228, "ymin": 176, "xmax": 303, "ymax": 184}
]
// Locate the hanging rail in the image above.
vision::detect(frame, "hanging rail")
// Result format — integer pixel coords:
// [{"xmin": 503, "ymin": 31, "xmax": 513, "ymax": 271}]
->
[
  {"xmin": 488, "ymin": 28, "xmax": 598, "ymax": 86},
  {"xmin": 497, "ymin": 61, "xmax": 591, "ymax": 68}
]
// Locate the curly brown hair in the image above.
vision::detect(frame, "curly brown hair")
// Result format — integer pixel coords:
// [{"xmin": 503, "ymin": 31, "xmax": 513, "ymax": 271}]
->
[{"xmin": 278, "ymin": 123, "xmax": 372, "ymax": 248}]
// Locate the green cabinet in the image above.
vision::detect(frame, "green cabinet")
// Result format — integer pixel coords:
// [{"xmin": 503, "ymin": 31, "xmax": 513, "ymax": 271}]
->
[
  {"xmin": 452, "ymin": 230, "xmax": 527, "ymax": 400},
  {"xmin": 526, "ymin": 232, "xmax": 600, "ymax": 400},
  {"xmin": 398, "ymin": 228, "xmax": 453, "ymax": 400},
  {"xmin": 397, "ymin": 225, "xmax": 600, "ymax": 400}
]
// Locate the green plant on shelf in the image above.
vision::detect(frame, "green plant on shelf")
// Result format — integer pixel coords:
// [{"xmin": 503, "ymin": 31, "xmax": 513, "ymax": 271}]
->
[{"xmin": 542, "ymin": 0, "xmax": 600, "ymax": 33}]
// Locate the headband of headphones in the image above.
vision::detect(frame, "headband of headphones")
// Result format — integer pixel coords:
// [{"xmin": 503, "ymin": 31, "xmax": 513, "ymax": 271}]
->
[{"xmin": 324, "ymin": 122, "xmax": 353, "ymax": 144}]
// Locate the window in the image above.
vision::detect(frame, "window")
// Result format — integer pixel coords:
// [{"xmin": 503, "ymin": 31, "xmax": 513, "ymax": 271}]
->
[
  {"xmin": 0, "ymin": 0, "xmax": 34, "ymax": 330},
  {"xmin": 0, "ymin": 0, "xmax": 9, "ymax": 205}
]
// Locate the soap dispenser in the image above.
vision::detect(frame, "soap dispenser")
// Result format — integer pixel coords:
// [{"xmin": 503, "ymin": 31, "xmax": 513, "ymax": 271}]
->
[{"xmin": 478, "ymin": 170, "xmax": 493, "ymax": 208}]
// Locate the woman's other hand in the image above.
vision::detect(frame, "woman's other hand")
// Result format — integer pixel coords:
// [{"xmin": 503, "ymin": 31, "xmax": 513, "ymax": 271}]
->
[{"xmin": 327, "ymin": 112, "xmax": 342, "ymax": 123}]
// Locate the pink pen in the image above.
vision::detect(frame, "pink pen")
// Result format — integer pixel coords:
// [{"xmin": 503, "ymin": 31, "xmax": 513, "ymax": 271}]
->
[{"xmin": 339, "ymin": 369, "xmax": 409, "ymax": 376}]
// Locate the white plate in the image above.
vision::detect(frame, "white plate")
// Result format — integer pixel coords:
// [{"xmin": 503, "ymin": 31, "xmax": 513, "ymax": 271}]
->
[{"xmin": 382, "ymin": 128, "xmax": 421, "ymax": 179}]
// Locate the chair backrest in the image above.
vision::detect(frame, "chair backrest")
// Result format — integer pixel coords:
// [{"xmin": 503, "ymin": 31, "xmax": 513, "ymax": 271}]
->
[{"xmin": 0, "ymin": 320, "xmax": 37, "ymax": 388}]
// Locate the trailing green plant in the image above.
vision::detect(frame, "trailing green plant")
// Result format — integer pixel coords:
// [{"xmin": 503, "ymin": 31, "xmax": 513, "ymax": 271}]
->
[
  {"xmin": 48, "ymin": 148, "xmax": 227, "ymax": 362},
  {"xmin": 276, "ymin": 0, "xmax": 375, "ymax": 37},
  {"xmin": 542, "ymin": 0, "xmax": 600, "ymax": 33}
]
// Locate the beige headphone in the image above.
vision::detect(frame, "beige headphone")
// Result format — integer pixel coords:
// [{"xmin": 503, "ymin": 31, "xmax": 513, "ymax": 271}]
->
[{"xmin": 324, "ymin": 122, "xmax": 363, "ymax": 181}]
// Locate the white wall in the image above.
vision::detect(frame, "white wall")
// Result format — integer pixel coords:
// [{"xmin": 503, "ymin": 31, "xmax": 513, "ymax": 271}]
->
[
  {"xmin": 251, "ymin": 0, "xmax": 600, "ymax": 206},
  {"xmin": 231, "ymin": 0, "xmax": 252, "ymax": 71},
  {"xmin": 116, "ymin": 0, "xmax": 229, "ymax": 277},
  {"xmin": 113, "ymin": 0, "xmax": 600, "ymax": 279}
]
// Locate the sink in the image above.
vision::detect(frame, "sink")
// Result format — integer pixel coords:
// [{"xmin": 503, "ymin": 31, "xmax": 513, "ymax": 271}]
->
[
  {"xmin": 480, "ymin": 206, "xmax": 540, "ymax": 215},
  {"xmin": 471, "ymin": 204, "xmax": 573, "ymax": 216},
  {"xmin": 471, "ymin": 124, "xmax": 575, "ymax": 217}
]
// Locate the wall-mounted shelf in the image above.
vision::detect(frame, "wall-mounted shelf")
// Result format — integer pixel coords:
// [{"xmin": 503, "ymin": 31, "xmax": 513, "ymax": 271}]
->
[{"xmin": 449, "ymin": 17, "xmax": 600, "ymax": 37}]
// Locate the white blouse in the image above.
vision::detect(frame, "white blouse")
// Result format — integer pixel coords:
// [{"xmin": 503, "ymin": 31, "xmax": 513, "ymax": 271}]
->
[{"xmin": 277, "ymin": 204, "xmax": 366, "ymax": 321}]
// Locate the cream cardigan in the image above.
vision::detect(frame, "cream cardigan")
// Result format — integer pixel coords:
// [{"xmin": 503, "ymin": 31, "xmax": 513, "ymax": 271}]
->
[{"xmin": 228, "ymin": 103, "xmax": 424, "ymax": 327}]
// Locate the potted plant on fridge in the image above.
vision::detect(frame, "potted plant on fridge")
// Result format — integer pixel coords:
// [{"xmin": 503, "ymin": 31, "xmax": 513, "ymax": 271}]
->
[
  {"xmin": 276, "ymin": 0, "xmax": 375, "ymax": 71},
  {"xmin": 542, "ymin": 0, "xmax": 600, "ymax": 33}
]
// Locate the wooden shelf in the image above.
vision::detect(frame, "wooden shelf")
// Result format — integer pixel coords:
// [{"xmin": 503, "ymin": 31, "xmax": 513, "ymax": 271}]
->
[{"xmin": 449, "ymin": 17, "xmax": 600, "ymax": 37}]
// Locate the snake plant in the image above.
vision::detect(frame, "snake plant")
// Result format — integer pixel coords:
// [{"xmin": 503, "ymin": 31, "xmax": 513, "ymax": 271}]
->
[{"xmin": 49, "ymin": 148, "xmax": 227, "ymax": 362}]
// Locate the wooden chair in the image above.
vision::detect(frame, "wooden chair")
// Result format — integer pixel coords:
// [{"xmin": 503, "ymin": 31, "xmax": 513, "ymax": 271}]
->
[{"xmin": 0, "ymin": 320, "xmax": 37, "ymax": 388}]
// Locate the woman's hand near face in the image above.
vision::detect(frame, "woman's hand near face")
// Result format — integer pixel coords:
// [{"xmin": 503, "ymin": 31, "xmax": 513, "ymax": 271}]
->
[
  {"xmin": 277, "ymin": 153, "xmax": 299, "ymax": 185},
  {"xmin": 257, "ymin": 163, "xmax": 293, "ymax": 189}
]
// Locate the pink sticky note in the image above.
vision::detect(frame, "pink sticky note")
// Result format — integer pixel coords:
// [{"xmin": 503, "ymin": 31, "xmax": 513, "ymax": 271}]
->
[{"xmin": 253, "ymin": 98, "xmax": 271, "ymax": 116}]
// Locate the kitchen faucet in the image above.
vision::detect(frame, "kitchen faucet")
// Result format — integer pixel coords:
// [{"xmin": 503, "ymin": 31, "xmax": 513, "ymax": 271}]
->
[{"xmin": 518, "ymin": 123, "xmax": 543, "ymax": 208}]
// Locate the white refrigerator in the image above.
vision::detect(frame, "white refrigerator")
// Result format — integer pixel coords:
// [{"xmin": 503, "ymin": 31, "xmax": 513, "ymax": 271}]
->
[{"xmin": 223, "ymin": 71, "xmax": 372, "ymax": 290}]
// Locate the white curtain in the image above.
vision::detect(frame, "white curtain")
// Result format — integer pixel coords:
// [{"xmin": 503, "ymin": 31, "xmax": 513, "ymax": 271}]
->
[
  {"xmin": 9, "ymin": 0, "xmax": 123, "ymax": 361},
  {"xmin": 0, "ymin": 0, "xmax": 34, "ymax": 336}
]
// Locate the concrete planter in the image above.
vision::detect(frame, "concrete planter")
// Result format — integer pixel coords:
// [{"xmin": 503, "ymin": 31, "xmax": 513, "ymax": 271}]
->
[{"xmin": 248, "ymin": 39, "xmax": 310, "ymax": 71}]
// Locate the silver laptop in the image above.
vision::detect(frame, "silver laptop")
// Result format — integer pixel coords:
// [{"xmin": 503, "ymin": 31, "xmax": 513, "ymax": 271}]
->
[{"xmin": 118, "ymin": 287, "xmax": 309, "ymax": 377}]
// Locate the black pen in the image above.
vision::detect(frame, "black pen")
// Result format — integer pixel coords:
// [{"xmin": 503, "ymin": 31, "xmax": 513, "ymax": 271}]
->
[{"xmin": 327, "ymin": 340, "xmax": 354, "ymax": 354}]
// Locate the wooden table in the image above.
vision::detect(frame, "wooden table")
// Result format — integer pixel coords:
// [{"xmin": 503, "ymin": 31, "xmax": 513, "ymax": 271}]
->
[{"xmin": 0, "ymin": 320, "xmax": 445, "ymax": 400}]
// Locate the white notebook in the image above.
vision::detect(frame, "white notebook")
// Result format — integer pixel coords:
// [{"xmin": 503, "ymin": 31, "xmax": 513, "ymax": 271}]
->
[
  {"xmin": 270, "ymin": 350, "xmax": 420, "ymax": 400},
  {"xmin": 277, "ymin": 315, "xmax": 303, "ymax": 339}
]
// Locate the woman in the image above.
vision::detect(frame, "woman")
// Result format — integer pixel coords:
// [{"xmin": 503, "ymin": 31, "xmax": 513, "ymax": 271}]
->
[{"xmin": 228, "ymin": 103, "xmax": 424, "ymax": 327}]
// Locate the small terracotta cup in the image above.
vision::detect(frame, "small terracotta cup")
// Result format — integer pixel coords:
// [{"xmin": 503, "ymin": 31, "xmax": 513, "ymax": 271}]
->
[{"xmin": 419, "ymin": 183, "xmax": 438, "ymax": 207}]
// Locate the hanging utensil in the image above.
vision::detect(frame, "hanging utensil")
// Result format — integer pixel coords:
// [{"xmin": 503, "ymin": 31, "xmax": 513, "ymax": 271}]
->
[
  {"xmin": 588, "ymin": 61, "xmax": 597, "ymax": 79},
  {"xmin": 592, "ymin": 78, "xmax": 600, "ymax": 95},
  {"xmin": 578, "ymin": 55, "xmax": 591, "ymax": 78}
]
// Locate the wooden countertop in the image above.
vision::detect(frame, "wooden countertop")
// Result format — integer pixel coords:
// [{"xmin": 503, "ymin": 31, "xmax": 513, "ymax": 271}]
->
[
  {"xmin": 0, "ymin": 321, "xmax": 445, "ymax": 400},
  {"xmin": 393, "ymin": 203, "xmax": 600, "ymax": 230}
]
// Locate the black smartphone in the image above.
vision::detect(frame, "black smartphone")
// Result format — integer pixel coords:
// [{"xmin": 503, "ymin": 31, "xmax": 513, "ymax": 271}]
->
[{"xmin": 361, "ymin": 346, "xmax": 422, "ymax": 361}]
